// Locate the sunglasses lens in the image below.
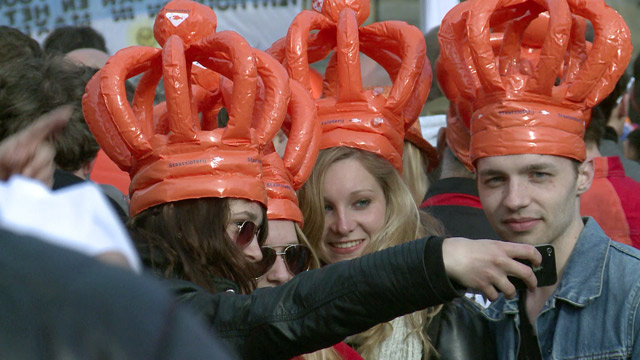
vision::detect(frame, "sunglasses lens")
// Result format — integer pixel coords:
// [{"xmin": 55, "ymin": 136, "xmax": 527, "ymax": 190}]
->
[
  {"xmin": 255, "ymin": 247, "xmax": 277, "ymax": 277},
  {"xmin": 285, "ymin": 245, "xmax": 312, "ymax": 275},
  {"xmin": 236, "ymin": 221, "xmax": 256, "ymax": 249}
]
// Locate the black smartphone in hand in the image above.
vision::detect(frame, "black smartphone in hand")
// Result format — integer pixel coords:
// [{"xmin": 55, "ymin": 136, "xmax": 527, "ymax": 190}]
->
[{"xmin": 508, "ymin": 244, "xmax": 557, "ymax": 291}]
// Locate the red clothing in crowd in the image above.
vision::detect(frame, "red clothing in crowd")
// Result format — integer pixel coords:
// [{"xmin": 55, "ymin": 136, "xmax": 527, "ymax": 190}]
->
[
  {"xmin": 291, "ymin": 342, "xmax": 363, "ymax": 360},
  {"xmin": 581, "ymin": 156, "xmax": 640, "ymax": 249}
]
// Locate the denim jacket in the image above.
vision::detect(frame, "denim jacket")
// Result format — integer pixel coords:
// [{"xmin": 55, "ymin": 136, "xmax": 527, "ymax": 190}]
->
[{"xmin": 482, "ymin": 218, "xmax": 640, "ymax": 359}]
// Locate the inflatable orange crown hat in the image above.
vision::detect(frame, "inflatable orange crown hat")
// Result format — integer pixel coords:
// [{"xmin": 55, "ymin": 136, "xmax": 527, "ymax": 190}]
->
[
  {"xmin": 436, "ymin": 10, "xmax": 554, "ymax": 172},
  {"xmin": 267, "ymin": 0, "xmax": 431, "ymax": 172},
  {"xmin": 190, "ymin": 58, "xmax": 318, "ymax": 227},
  {"xmin": 262, "ymin": 80, "xmax": 321, "ymax": 227},
  {"xmin": 435, "ymin": 56, "xmax": 474, "ymax": 172},
  {"xmin": 439, "ymin": 0, "xmax": 632, "ymax": 165},
  {"xmin": 83, "ymin": 0, "xmax": 289, "ymax": 216}
]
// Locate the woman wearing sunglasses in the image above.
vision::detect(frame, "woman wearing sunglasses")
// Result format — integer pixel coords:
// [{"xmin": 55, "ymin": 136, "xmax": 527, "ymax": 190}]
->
[
  {"xmin": 83, "ymin": 1, "xmax": 541, "ymax": 359},
  {"xmin": 254, "ymin": 102, "xmax": 363, "ymax": 360}
]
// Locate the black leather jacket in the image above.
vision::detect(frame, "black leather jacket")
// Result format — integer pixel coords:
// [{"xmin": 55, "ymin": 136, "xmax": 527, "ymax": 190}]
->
[
  {"xmin": 427, "ymin": 297, "xmax": 497, "ymax": 359},
  {"xmin": 162, "ymin": 236, "xmax": 463, "ymax": 360}
]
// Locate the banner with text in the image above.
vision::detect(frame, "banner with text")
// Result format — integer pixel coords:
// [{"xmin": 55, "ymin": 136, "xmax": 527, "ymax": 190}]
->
[{"xmin": 0, "ymin": 0, "xmax": 301, "ymax": 52}]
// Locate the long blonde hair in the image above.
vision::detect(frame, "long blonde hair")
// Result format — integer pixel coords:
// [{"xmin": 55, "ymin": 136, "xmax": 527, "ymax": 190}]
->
[
  {"xmin": 402, "ymin": 141, "xmax": 431, "ymax": 206},
  {"xmin": 298, "ymin": 147, "xmax": 443, "ymax": 359}
]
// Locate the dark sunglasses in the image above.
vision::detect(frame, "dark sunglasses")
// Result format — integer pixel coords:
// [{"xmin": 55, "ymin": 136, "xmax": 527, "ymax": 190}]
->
[
  {"xmin": 255, "ymin": 244, "xmax": 312, "ymax": 278},
  {"xmin": 233, "ymin": 220, "xmax": 261, "ymax": 249}
]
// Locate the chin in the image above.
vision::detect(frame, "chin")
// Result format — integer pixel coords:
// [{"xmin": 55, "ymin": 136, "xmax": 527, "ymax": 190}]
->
[{"xmin": 499, "ymin": 231, "xmax": 542, "ymax": 245}]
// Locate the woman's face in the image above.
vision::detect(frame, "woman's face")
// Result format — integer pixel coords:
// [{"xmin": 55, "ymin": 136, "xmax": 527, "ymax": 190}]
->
[
  {"xmin": 256, "ymin": 220, "xmax": 299, "ymax": 288},
  {"xmin": 226, "ymin": 199, "xmax": 264, "ymax": 262},
  {"xmin": 320, "ymin": 157, "xmax": 386, "ymax": 264}
]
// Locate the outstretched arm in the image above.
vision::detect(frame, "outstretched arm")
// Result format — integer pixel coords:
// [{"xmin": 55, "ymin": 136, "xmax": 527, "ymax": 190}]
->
[{"xmin": 166, "ymin": 235, "xmax": 538, "ymax": 359}]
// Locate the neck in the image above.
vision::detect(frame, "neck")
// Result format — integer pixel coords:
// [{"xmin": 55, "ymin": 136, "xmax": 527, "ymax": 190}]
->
[
  {"xmin": 526, "ymin": 212, "xmax": 584, "ymax": 325},
  {"xmin": 72, "ymin": 168, "xmax": 87, "ymax": 180}
]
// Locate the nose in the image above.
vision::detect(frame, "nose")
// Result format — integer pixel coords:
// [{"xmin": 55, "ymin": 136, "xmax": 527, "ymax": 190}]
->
[
  {"xmin": 503, "ymin": 179, "xmax": 530, "ymax": 211},
  {"xmin": 242, "ymin": 235, "xmax": 263, "ymax": 262},
  {"xmin": 330, "ymin": 208, "xmax": 356, "ymax": 235},
  {"xmin": 266, "ymin": 255, "xmax": 293, "ymax": 285}
]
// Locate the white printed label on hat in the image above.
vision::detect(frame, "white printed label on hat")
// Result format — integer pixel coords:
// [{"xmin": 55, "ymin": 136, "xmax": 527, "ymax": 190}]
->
[
  {"xmin": 312, "ymin": 0, "xmax": 324, "ymax": 12},
  {"xmin": 167, "ymin": 12, "xmax": 189, "ymax": 27}
]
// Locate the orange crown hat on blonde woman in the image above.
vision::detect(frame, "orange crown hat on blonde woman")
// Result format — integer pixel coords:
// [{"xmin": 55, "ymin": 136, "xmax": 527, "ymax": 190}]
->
[
  {"xmin": 439, "ymin": 0, "xmax": 632, "ymax": 165},
  {"xmin": 267, "ymin": 0, "xmax": 431, "ymax": 172},
  {"xmin": 82, "ymin": 0, "xmax": 289, "ymax": 216}
]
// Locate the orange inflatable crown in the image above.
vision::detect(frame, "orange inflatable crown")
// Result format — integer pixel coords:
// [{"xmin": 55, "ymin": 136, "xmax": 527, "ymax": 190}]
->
[
  {"xmin": 267, "ymin": 0, "xmax": 431, "ymax": 172},
  {"xmin": 82, "ymin": 0, "xmax": 289, "ymax": 216},
  {"xmin": 436, "ymin": 10, "xmax": 556, "ymax": 171},
  {"xmin": 439, "ymin": 0, "xmax": 632, "ymax": 165},
  {"xmin": 261, "ymin": 80, "xmax": 321, "ymax": 227}
]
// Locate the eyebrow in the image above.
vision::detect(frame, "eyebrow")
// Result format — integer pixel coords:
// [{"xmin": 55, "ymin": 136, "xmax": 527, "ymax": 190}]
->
[
  {"xmin": 323, "ymin": 189, "xmax": 376, "ymax": 201},
  {"xmin": 230, "ymin": 211, "xmax": 259, "ymax": 222},
  {"xmin": 478, "ymin": 169, "xmax": 505, "ymax": 178},
  {"xmin": 351, "ymin": 189, "xmax": 375, "ymax": 196},
  {"xmin": 478, "ymin": 162, "xmax": 557, "ymax": 177},
  {"xmin": 520, "ymin": 162, "xmax": 557, "ymax": 173}
]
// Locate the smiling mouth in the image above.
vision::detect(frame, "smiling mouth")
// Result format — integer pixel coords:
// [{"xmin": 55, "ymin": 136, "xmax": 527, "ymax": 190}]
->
[
  {"xmin": 503, "ymin": 218, "xmax": 540, "ymax": 232},
  {"xmin": 330, "ymin": 239, "xmax": 363, "ymax": 249}
]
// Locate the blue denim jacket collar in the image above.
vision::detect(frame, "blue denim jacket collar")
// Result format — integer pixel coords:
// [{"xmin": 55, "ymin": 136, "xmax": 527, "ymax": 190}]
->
[{"xmin": 484, "ymin": 217, "xmax": 608, "ymax": 319}]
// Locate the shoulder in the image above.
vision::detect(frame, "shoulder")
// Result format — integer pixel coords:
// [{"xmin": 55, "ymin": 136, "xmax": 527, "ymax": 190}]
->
[{"xmin": 604, "ymin": 241, "xmax": 640, "ymax": 314}]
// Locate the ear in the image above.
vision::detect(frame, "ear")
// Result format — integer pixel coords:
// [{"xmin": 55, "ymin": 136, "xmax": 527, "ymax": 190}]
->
[{"xmin": 576, "ymin": 159, "xmax": 594, "ymax": 195}]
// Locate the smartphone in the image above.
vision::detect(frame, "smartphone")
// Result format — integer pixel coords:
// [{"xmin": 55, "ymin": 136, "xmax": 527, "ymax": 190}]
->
[{"xmin": 507, "ymin": 244, "xmax": 557, "ymax": 291}]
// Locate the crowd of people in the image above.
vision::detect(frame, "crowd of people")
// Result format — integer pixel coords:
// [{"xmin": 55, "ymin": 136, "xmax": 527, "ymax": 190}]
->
[{"xmin": 2, "ymin": 0, "xmax": 640, "ymax": 359}]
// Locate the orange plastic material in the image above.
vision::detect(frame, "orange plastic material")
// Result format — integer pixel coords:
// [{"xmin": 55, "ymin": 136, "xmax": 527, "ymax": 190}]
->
[
  {"xmin": 439, "ymin": 0, "xmax": 632, "ymax": 164},
  {"xmin": 266, "ymin": 0, "xmax": 431, "ymax": 172},
  {"xmin": 82, "ymin": 0, "xmax": 288, "ymax": 216},
  {"xmin": 262, "ymin": 79, "xmax": 321, "ymax": 227},
  {"xmin": 435, "ymin": 15, "xmax": 549, "ymax": 172},
  {"xmin": 190, "ymin": 69, "xmax": 318, "ymax": 226}
]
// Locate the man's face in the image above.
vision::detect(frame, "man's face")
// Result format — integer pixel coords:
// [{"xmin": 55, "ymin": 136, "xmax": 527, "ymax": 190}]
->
[{"xmin": 476, "ymin": 154, "xmax": 591, "ymax": 246}]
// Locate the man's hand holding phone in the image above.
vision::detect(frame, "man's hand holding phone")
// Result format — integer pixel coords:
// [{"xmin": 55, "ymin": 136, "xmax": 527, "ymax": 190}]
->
[
  {"xmin": 508, "ymin": 244, "xmax": 557, "ymax": 291},
  {"xmin": 442, "ymin": 238, "xmax": 542, "ymax": 301}
]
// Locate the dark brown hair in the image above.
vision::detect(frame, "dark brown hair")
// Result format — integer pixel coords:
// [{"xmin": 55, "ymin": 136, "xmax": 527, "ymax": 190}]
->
[
  {"xmin": 128, "ymin": 197, "xmax": 267, "ymax": 294},
  {"xmin": 43, "ymin": 26, "xmax": 108, "ymax": 54},
  {"xmin": 0, "ymin": 26, "xmax": 43, "ymax": 65},
  {"xmin": 0, "ymin": 55, "xmax": 99, "ymax": 171}
]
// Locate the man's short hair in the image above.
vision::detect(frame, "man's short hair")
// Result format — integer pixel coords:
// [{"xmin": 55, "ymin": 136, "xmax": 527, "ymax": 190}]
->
[
  {"xmin": 0, "ymin": 26, "xmax": 43, "ymax": 65},
  {"xmin": 584, "ymin": 107, "xmax": 607, "ymax": 147},
  {"xmin": 0, "ymin": 55, "xmax": 100, "ymax": 171},
  {"xmin": 43, "ymin": 26, "xmax": 108, "ymax": 54},
  {"xmin": 594, "ymin": 72, "xmax": 629, "ymax": 121}
]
